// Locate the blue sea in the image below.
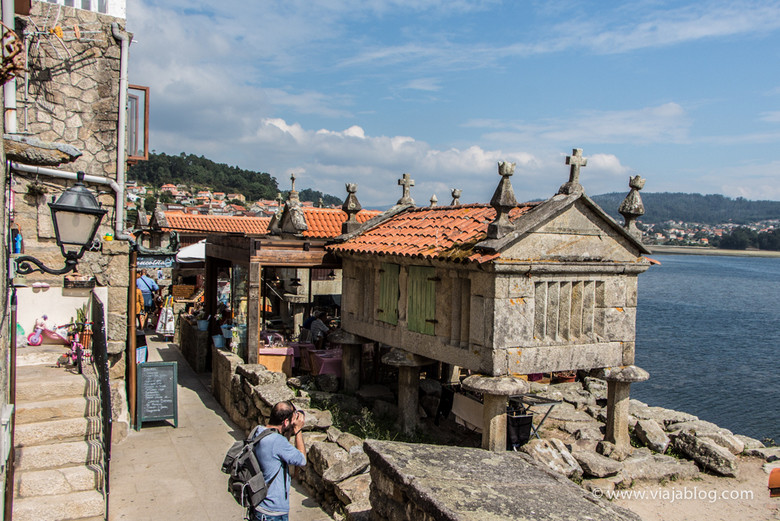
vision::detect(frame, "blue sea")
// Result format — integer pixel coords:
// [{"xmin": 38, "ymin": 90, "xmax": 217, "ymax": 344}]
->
[{"xmin": 633, "ymin": 254, "xmax": 780, "ymax": 443}]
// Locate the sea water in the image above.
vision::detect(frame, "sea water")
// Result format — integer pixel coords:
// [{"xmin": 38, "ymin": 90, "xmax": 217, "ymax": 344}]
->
[{"xmin": 634, "ymin": 254, "xmax": 780, "ymax": 442}]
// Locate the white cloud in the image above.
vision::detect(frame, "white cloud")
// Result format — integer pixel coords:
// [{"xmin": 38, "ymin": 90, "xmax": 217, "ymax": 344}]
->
[
  {"xmin": 759, "ymin": 111, "xmax": 780, "ymax": 123},
  {"xmin": 403, "ymin": 78, "xmax": 442, "ymax": 92},
  {"xmin": 476, "ymin": 103, "xmax": 690, "ymax": 146},
  {"xmin": 709, "ymin": 161, "xmax": 780, "ymax": 200}
]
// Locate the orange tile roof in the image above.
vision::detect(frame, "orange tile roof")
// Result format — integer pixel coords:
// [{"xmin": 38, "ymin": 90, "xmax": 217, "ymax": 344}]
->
[
  {"xmin": 327, "ymin": 203, "xmax": 537, "ymax": 263},
  {"xmin": 302, "ymin": 207, "xmax": 382, "ymax": 239},
  {"xmin": 163, "ymin": 212, "xmax": 270, "ymax": 235}
]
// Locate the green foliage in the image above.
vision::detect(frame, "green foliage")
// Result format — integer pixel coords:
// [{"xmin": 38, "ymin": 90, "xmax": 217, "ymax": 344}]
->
[
  {"xmin": 717, "ymin": 227, "xmax": 758, "ymax": 250},
  {"xmin": 297, "ymin": 188, "xmax": 342, "ymax": 206},
  {"xmin": 128, "ymin": 152, "xmax": 279, "ymax": 201},
  {"xmin": 143, "ymin": 194, "xmax": 156, "ymax": 212},
  {"xmin": 757, "ymin": 230, "xmax": 780, "ymax": 251},
  {"xmin": 310, "ymin": 397, "xmax": 435, "ymax": 444},
  {"xmin": 592, "ymin": 192, "xmax": 780, "ymax": 225},
  {"xmin": 663, "ymin": 444, "xmax": 686, "ymax": 460}
]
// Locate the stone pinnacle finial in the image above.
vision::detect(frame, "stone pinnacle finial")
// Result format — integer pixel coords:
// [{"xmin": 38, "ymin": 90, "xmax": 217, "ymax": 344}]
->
[
  {"xmin": 275, "ymin": 192, "xmax": 283, "ymax": 214},
  {"xmin": 558, "ymin": 148, "xmax": 587, "ymax": 195},
  {"xmin": 290, "ymin": 172, "xmax": 297, "ymax": 192},
  {"xmin": 619, "ymin": 175, "xmax": 646, "ymax": 240},
  {"xmin": 450, "ymin": 188, "xmax": 462, "ymax": 206},
  {"xmin": 397, "ymin": 173, "xmax": 415, "ymax": 205},
  {"xmin": 341, "ymin": 183, "xmax": 363, "ymax": 234},
  {"xmin": 486, "ymin": 161, "xmax": 518, "ymax": 239},
  {"xmin": 430, "ymin": 194, "xmax": 438, "ymax": 207}
]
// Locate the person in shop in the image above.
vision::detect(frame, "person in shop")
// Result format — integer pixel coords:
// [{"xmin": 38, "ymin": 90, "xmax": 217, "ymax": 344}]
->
[{"xmin": 310, "ymin": 311, "xmax": 331, "ymax": 348}]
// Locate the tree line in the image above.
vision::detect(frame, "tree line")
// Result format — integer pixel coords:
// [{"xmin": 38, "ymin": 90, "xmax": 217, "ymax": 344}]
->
[
  {"xmin": 127, "ymin": 152, "xmax": 342, "ymax": 205},
  {"xmin": 592, "ymin": 192, "xmax": 780, "ymax": 225},
  {"xmin": 713, "ymin": 228, "xmax": 780, "ymax": 251}
]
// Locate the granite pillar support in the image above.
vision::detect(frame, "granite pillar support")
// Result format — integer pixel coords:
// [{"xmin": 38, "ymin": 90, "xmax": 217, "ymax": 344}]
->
[
  {"xmin": 382, "ymin": 348, "xmax": 434, "ymax": 435},
  {"xmin": 596, "ymin": 365, "xmax": 649, "ymax": 451},
  {"xmin": 461, "ymin": 375, "xmax": 529, "ymax": 452}
]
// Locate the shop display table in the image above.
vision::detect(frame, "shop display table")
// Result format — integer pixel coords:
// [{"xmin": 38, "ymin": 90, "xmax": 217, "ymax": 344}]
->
[{"xmin": 257, "ymin": 346, "xmax": 295, "ymax": 377}]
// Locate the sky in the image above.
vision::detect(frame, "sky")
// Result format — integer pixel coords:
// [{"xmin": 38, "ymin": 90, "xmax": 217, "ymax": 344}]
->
[{"xmin": 126, "ymin": 0, "xmax": 780, "ymax": 207}]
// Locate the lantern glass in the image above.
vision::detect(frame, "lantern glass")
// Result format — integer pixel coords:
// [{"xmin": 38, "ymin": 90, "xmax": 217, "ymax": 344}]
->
[{"xmin": 52, "ymin": 208, "xmax": 101, "ymax": 248}]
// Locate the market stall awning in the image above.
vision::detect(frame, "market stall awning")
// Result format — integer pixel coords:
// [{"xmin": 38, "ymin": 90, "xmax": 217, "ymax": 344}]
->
[{"xmin": 176, "ymin": 239, "xmax": 206, "ymax": 263}]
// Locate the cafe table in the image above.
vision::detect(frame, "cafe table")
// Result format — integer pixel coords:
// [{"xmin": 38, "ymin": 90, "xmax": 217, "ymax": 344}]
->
[
  {"xmin": 308, "ymin": 348, "xmax": 342, "ymax": 377},
  {"xmin": 256, "ymin": 345, "xmax": 296, "ymax": 377}
]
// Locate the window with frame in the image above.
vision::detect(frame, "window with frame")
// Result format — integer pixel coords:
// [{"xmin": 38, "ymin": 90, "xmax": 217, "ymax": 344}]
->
[
  {"xmin": 407, "ymin": 266, "xmax": 436, "ymax": 335},
  {"xmin": 377, "ymin": 263, "xmax": 400, "ymax": 325}
]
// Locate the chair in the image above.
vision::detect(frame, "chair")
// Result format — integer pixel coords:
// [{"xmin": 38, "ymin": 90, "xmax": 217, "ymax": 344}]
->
[{"xmin": 299, "ymin": 327, "xmax": 312, "ymax": 343}]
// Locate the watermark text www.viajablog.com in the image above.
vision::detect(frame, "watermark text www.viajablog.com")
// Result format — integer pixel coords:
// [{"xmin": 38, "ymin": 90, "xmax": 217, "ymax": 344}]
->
[{"xmin": 591, "ymin": 486, "xmax": 755, "ymax": 504}]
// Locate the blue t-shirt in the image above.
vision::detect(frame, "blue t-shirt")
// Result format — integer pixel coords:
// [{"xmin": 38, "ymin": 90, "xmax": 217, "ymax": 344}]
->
[
  {"xmin": 136, "ymin": 275, "xmax": 159, "ymax": 295},
  {"xmin": 251, "ymin": 426, "xmax": 306, "ymax": 515}
]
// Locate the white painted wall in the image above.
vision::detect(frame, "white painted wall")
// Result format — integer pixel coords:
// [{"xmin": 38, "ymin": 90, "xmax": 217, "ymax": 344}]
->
[
  {"xmin": 16, "ymin": 286, "xmax": 108, "ymax": 337},
  {"xmin": 41, "ymin": 0, "xmax": 126, "ymax": 20}
]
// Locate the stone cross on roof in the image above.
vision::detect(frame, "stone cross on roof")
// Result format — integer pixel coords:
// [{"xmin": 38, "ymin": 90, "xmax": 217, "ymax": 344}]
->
[
  {"xmin": 450, "ymin": 188, "xmax": 462, "ymax": 206},
  {"xmin": 558, "ymin": 148, "xmax": 587, "ymax": 195},
  {"xmin": 290, "ymin": 173, "xmax": 297, "ymax": 192},
  {"xmin": 397, "ymin": 173, "xmax": 415, "ymax": 205}
]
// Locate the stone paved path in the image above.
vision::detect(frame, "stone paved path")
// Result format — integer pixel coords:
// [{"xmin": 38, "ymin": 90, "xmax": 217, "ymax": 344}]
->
[{"xmin": 109, "ymin": 333, "xmax": 331, "ymax": 521}]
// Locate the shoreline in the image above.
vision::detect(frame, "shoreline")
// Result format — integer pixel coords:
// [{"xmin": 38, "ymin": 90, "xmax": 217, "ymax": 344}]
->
[{"xmin": 647, "ymin": 245, "xmax": 780, "ymax": 258}]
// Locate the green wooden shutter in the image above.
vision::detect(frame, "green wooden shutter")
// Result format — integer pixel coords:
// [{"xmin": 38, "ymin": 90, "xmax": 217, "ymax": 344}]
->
[
  {"xmin": 378, "ymin": 263, "xmax": 400, "ymax": 325},
  {"xmin": 407, "ymin": 266, "xmax": 436, "ymax": 335}
]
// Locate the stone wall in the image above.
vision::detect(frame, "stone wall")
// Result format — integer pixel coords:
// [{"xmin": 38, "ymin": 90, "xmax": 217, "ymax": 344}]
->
[
  {"xmin": 364, "ymin": 439, "xmax": 641, "ymax": 521},
  {"xmin": 17, "ymin": 2, "xmax": 123, "ymax": 178},
  {"xmin": 210, "ymin": 348, "xmax": 372, "ymax": 519},
  {"xmin": 11, "ymin": 2, "xmax": 130, "ymax": 378}
]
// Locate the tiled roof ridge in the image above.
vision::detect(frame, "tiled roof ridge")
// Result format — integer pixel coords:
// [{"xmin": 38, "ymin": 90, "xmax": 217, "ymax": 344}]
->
[{"xmin": 404, "ymin": 201, "xmax": 540, "ymax": 212}]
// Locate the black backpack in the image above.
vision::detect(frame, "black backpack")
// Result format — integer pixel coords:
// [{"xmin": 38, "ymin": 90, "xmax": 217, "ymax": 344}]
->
[{"xmin": 221, "ymin": 428, "xmax": 282, "ymax": 509}]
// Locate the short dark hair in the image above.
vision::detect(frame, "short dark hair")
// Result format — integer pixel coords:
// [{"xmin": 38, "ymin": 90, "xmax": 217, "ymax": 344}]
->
[{"xmin": 269, "ymin": 400, "xmax": 295, "ymax": 426}]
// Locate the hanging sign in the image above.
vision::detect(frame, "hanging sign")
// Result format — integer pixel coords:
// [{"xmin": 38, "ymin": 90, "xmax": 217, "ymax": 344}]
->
[{"xmin": 137, "ymin": 255, "xmax": 176, "ymax": 269}]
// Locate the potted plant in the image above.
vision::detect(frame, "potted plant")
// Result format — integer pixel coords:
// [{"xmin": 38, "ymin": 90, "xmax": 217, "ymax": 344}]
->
[
  {"xmin": 195, "ymin": 310, "xmax": 209, "ymax": 331},
  {"xmin": 73, "ymin": 303, "xmax": 92, "ymax": 350}
]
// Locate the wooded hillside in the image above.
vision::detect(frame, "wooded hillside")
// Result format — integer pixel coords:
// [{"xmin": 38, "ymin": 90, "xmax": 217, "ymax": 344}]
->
[
  {"xmin": 128, "ymin": 152, "xmax": 342, "ymax": 205},
  {"xmin": 591, "ymin": 192, "xmax": 780, "ymax": 225}
]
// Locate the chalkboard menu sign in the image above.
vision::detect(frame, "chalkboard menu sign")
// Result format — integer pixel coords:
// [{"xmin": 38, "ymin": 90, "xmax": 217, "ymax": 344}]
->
[{"xmin": 136, "ymin": 362, "xmax": 178, "ymax": 430}]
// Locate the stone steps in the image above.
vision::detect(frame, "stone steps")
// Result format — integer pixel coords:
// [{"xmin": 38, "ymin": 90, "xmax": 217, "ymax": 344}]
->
[
  {"xmin": 16, "ymin": 366, "xmax": 92, "ymax": 402},
  {"xmin": 15, "ymin": 440, "xmax": 103, "ymax": 471},
  {"xmin": 14, "ymin": 416, "xmax": 101, "ymax": 448},
  {"xmin": 12, "ymin": 489, "xmax": 105, "ymax": 521},
  {"xmin": 12, "ymin": 355, "xmax": 107, "ymax": 521},
  {"xmin": 16, "ymin": 395, "xmax": 96, "ymax": 424},
  {"xmin": 14, "ymin": 464, "xmax": 104, "ymax": 497}
]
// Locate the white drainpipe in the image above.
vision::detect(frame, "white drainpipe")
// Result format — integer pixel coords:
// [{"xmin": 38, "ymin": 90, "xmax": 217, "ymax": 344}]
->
[
  {"xmin": 10, "ymin": 161, "xmax": 122, "ymax": 227},
  {"xmin": 111, "ymin": 22, "xmax": 132, "ymax": 241}
]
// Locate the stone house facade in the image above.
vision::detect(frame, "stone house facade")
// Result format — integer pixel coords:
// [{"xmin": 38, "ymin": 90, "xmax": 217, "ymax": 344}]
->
[{"xmin": 7, "ymin": 0, "xmax": 132, "ymax": 377}]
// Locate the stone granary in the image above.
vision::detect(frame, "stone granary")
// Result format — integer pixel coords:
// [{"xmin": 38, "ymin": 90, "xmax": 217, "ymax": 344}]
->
[{"xmin": 328, "ymin": 149, "xmax": 652, "ymax": 451}]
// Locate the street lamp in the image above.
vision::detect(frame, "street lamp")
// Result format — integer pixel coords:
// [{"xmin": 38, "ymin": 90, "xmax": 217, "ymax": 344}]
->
[{"xmin": 15, "ymin": 171, "xmax": 108, "ymax": 275}]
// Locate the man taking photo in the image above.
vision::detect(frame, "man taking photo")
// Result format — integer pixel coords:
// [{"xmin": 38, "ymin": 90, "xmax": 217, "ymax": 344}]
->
[{"xmin": 250, "ymin": 401, "xmax": 307, "ymax": 521}]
